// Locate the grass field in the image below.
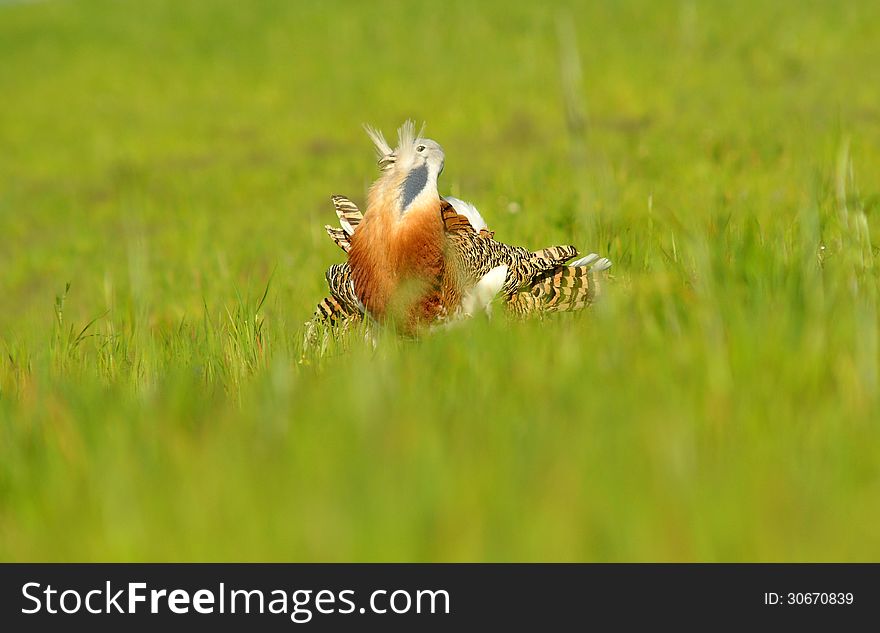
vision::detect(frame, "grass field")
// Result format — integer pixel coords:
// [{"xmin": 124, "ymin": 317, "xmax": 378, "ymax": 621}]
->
[{"xmin": 2, "ymin": 0, "xmax": 880, "ymax": 561}]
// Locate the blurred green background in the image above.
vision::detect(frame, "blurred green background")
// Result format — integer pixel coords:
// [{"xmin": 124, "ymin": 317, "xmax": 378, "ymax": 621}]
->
[{"xmin": 1, "ymin": 0, "xmax": 879, "ymax": 561}]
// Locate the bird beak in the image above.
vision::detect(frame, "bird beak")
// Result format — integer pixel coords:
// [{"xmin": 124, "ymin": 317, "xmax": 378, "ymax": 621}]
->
[{"xmin": 378, "ymin": 153, "xmax": 396, "ymax": 171}]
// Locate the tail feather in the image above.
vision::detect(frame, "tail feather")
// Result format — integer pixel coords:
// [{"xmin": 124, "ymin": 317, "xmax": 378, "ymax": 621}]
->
[
  {"xmin": 508, "ymin": 264, "xmax": 602, "ymax": 316},
  {"xmin": 324, "ymin": 196, "xmax": 364, "ymax": 253},
  {"xmin": 570, "ymin": 252, "xmax": 612, "ymax": 271},
  {"xmin": 314, "ymin": 295, "xmax": 360, "ymax": 324},
  {"xmin": 530, "ymin": 245, "xmax": 579, "ymax": 266},
  {"xmin": 325, "ymin": 225, "xmax": 352, "ymax": 252},
  {"xmin": 313, "ymin": 263, "xmax": 363, "ymax": 324},
  {"xmin": 331, "ymin": 195, "xmax": 363, "ymax": 235}
]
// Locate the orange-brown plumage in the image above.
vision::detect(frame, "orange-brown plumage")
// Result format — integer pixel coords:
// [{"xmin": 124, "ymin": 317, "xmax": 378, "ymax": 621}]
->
[
  {"xmin": 349, "ymin": 188, "xmax": 446, "ymax": 332},
  {"xmin": 347, "ymin": 121, "xmax": 453, "ymax": 334}
]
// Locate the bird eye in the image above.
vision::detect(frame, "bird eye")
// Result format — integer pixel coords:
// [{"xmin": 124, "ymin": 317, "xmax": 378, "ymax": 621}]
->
[{"xmin": 416, "ymin": 145, "xmax": 426, "ymax": 152}]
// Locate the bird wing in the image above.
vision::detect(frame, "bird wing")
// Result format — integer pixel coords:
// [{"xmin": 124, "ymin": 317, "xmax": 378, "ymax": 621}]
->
[
  {"xmin": 440, "ymin": 199, "xmax": 610, "ymax": 315},
  {"xmin": 444, "ymin": 196, "xmax": 489, "ymax": 233},
  {"xmin": 506, "ymin": 265, "xmax": 602, "ymax": 316},
  {"xmin": 331, "ymin": 195, "xmax": 363, "ymax": 235},
  {"xmin": 324, "ymin": 195, "xmax": 364, "ymax": 253},
  {"xmin": 440, "ymin": 200, "xmax": 580, "ymax": 294},
  {"xmin": 313, "ymin": 262, "xmax": 363, "ymax": 324},
  {"xmin": 324, "ymin": 225, "xmax": 352, "ymax": 253}
]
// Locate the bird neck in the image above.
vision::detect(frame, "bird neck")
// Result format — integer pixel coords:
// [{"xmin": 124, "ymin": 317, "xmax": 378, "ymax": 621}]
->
[{"xmin": 365, "ymin": 167, "xmax": 441, "ymax": 221}]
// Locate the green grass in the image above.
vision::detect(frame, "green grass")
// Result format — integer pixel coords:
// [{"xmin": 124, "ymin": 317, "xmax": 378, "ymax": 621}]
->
[{"xmin": 1, "ymin": 0, "xmax": 880, "ymax": 561}]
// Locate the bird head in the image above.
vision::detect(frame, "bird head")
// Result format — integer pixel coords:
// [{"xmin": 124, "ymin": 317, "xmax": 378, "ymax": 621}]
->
[{"xmin": 364, "ymin": 121, "xmax": 445, "ymax": 217}]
